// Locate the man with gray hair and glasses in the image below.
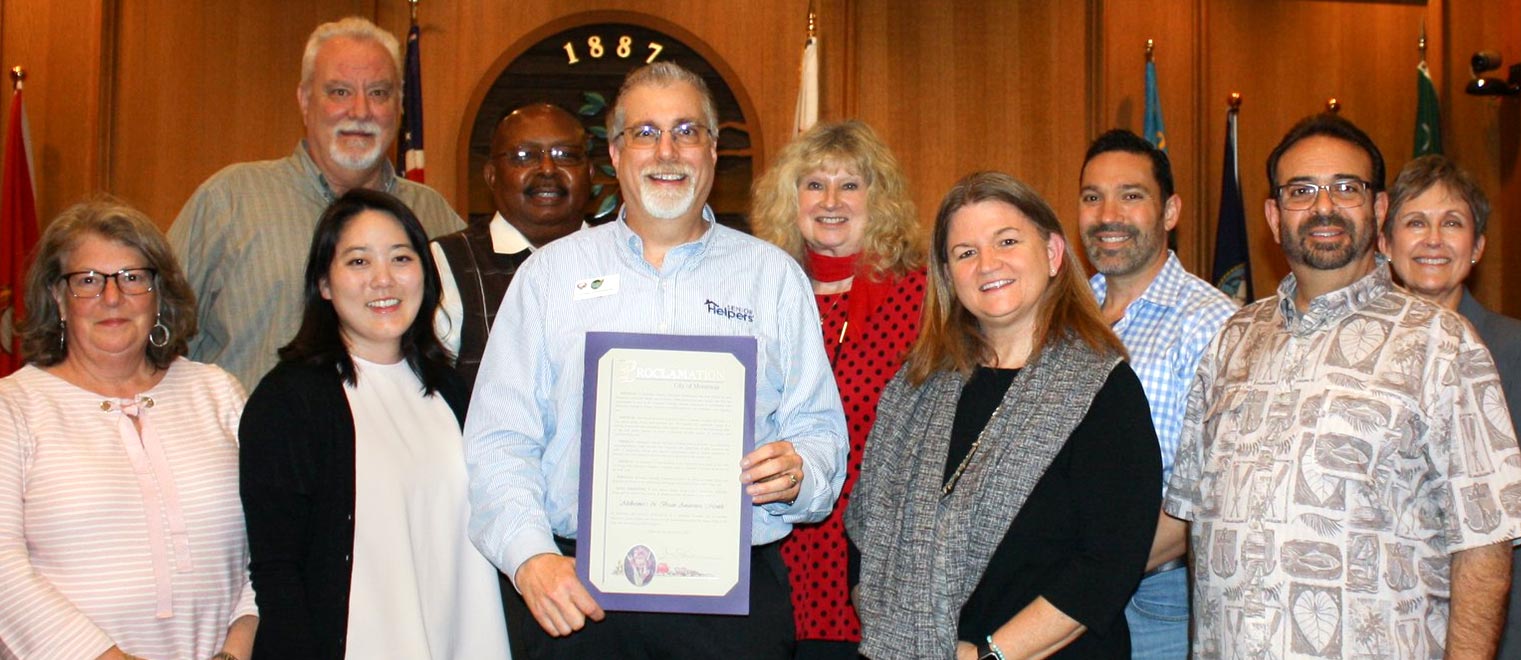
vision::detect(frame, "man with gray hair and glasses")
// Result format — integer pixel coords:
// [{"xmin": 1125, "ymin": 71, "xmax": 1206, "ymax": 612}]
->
[
  {"xmin": 463, "ymin": 61, "xmax": 846, "ymax": 658},
  {"xmin": 1163, "ymin": 112, "xmax": 1521, "ymax": 658},
  {"xmin": 170, "ymin": 16, "xmax": 462, "ymax": 389}
]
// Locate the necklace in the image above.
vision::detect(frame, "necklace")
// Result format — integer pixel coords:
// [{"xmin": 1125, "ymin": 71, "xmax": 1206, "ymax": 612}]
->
[{"xmin": 942, "ymin": 397, "xmax": 1007, "ymax": 496}]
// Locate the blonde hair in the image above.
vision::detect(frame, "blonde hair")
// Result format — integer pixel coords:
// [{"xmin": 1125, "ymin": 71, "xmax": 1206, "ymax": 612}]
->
[
  {"xmin": 905, "ymin": 171, "xmax": 1124, "ymax": 384},
  {"xmin": 751, "ymin": 120, "xmax": 923, "ymax": 278}
]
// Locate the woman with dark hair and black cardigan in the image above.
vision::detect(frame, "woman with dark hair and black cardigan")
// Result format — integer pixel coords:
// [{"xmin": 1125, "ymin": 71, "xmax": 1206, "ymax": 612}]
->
[{"xmin": 239, "ymin": 189, "xmax": 510, "ymax": 659}]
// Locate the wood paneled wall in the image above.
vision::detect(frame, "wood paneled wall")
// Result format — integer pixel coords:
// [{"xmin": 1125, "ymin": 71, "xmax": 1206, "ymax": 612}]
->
[{"xmin": 2, "ymin": 0, "xmax": 1517, "ymax": 314}]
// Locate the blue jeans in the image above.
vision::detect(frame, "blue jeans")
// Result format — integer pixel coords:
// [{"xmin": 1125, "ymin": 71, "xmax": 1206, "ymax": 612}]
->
[{"xmin": 1125, "ymin": 565, "xmax": 1189, "ymax": 659}]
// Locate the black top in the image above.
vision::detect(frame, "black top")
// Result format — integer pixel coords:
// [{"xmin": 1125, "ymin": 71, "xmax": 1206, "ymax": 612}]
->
[
  {"xmin": 950, "ymin": 364, "xmax": 1161, "ymax": 659},
  {"xmin": 432, "ymin": 226, "xmax": 532, "ymax": 388},
  {"xmin": 238, "ymin": 360, "xmax": 470, "ymax": 660}
]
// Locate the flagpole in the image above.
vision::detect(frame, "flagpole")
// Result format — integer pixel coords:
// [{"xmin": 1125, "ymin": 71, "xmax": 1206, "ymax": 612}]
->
[
  {"xmin": 1325, "ymin": 98, "xmax": 1340, "ymax": 113},
  {"xmin": 409, "ymin": 0, "xmax": 419, "ymax": 23},
  {"xmin": 9, "ymin": 66, "xmax": 21, "ymax": 92},
  {"xmin": 807, "ymin": 0, "xmax": 816, "ymax": 39}
]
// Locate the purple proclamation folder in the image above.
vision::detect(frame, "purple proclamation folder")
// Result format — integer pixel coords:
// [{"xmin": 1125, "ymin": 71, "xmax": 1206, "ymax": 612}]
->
[{"xmin": 577, "ymin": 331, "xmax": 756, "ymax": 615}]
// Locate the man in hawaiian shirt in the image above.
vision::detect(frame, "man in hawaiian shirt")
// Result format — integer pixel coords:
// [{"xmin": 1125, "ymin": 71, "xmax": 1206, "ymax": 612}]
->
[{"xmin": 1164, "ymin": 113, "xmax": 1521, "ymax": 659}]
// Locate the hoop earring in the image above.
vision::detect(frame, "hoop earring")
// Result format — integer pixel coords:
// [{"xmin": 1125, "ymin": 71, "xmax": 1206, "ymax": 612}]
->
[
  {"xmin": 58, "ymin": 319, "xmax": 66, "ymax": 352},
  {"xmin": 149, "ymin": 314, "xmax": 171, "ymax": 349}
]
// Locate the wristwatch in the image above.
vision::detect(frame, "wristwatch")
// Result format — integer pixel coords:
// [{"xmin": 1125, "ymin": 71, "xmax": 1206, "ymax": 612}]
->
[{"xmin": 974, "ymin": 641, "xmax": 999, "ymax": 660}]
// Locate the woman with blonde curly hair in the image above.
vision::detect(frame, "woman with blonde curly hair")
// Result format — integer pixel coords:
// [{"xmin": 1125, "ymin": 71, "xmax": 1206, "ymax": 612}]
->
[{"xmin": 751, "ymin": 120, "xmax": 926, "ymax": 659}]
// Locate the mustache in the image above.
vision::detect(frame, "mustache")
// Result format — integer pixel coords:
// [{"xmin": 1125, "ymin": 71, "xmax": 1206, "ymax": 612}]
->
[
  {"xmin": 1084, "ymin": 221, "xmax": 1139, "ymax": 241},
  {"xmin": 523, "ymin": 173, "xmax": 568, "ymax": 194},
  {"xmin": 1296, "ymin": 212, "xmax": 1352, "ymax": 238},
  {"xmin": 333, "ymin": 119, "xmax": 381, "ymax": 136},
  {"xmin": 639, "ymin": 163, "xmax": 694, "ymax": 178}
]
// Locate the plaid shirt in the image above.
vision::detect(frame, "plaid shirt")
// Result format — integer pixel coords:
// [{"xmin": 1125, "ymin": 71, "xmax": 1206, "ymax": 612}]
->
[{"xmin": 1090, "ymin": 251, "xmax": 1237, "ymax": 492}]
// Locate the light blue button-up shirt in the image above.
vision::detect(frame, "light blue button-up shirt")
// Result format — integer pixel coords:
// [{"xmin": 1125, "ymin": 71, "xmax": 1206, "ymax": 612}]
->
[
  {"xmin": 464, "ymin": 207, "xmax": 848, "ymax": 584},
  {"xmin": 1090, "ymin": 251, "xmax": 1238, "ymax": 491}
]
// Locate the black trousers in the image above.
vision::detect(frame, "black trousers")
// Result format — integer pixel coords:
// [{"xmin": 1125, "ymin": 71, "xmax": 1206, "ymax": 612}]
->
[{"xmin": 520, "ymin": 538, "xmax": 795, "ymax": 659}]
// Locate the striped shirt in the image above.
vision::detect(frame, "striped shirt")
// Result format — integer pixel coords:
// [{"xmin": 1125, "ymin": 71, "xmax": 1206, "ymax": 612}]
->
[
  {"xmin": 464, "ymin": 208, "xmax": 848, "ymax": 584},
  {"xmin": 1090, "ymin": 251, "xmax": 1237, "ymax": 490},
  {"xmin": 0, "ymin": 360, "xmax": 256, "ymax": 659},
  {"xmin": 169, "ymin": 142, "xmax": 464, "ymax": 389}
]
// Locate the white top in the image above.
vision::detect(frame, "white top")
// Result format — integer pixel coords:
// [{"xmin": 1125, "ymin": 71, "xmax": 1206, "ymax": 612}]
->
[
  {"xmin": 342, "ymin": 356, "xmax": 510, "ymax": 659},
  {"xmin": 0, "ymin": 359, "xmax": 257, "ymax": 660}
]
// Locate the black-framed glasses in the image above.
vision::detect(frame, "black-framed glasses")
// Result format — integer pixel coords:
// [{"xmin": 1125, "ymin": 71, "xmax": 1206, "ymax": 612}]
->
[
  {"xmin": 59, "ymin": 268, "xmax": 157, "ymax": 298},
  {"xmin": 1275, "ymin": 179, "xmax": 1372, "ymax": 211},
  {"xmin": 496, "ymin": 145, "xmax": 588, "ymax": 168},
  {"xmin": 615, "ymin": 122, "xmax": 713, "ymax": 149}
]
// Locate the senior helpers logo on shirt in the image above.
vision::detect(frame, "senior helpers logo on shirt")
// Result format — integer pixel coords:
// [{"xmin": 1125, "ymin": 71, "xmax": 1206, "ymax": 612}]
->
[{"xmin": 704, "ymin": 299, "xmax": 754, "ymax": 323}]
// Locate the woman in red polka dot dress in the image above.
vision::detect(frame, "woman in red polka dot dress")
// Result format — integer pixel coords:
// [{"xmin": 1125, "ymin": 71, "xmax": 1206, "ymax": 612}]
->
[{"xmin": 753, "ymin": 120, "xmax": 926, "ymax": 659}]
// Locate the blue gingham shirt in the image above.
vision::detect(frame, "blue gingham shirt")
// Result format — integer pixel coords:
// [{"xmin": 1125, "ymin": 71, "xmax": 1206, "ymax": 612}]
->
[
  {"xmin": 1090, "ymin": 251, "xmax": 1237, "ymax": 492},
  {"xmin": 464, "ymin": 206, "xmax": 848, "ymax": 584}
]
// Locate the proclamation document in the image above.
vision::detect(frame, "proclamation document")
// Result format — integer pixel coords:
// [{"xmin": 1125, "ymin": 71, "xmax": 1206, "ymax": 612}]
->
[{"xmin": 576, "ymin": 332, "xmax": 756, "ymax": 615}]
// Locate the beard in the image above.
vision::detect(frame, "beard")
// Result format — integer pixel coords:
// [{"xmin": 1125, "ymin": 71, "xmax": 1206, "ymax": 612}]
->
[
  {"xmin": 328, "ymin": 119, "xmax": 386, "ymax": 171},
  {"xmin": 1082, "ymin": 220, "xmax": 1165, "ymax": 278},
  {"xmin": 1281, "ymin": 210, "xmax": 1375, "ymax": 271},
  {"xmin": 635, "ymin": 164, "xmax": 699, "ymax": 220}
]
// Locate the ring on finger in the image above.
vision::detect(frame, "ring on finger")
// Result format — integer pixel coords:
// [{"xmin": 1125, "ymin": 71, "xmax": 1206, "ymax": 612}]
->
[{"xmin": 787, "ymin": 472, "xmax": 798, "ymax": 489}]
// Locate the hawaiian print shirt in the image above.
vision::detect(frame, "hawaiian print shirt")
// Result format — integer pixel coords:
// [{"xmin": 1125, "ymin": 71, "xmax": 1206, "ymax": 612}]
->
[{"xmin": 1165, "ymin": 263, "xmax": 1521, "ymax": 659}]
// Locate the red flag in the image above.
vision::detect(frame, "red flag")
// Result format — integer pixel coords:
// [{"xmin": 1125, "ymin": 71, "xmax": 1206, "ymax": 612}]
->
[{"xmin": 2, "ymin": 85, "xmax": 39, "ymax": 376}]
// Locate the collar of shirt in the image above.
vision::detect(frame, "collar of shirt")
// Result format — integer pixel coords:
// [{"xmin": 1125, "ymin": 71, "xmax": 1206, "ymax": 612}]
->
[
  {"xmin": 488, "ymin": 212, "xmax": 591, "ymax": 255},
  {"xmin": 1089, "ymin": 251, "xmax": 1189, "ymax": 326},
  {"xmin": 611, "ymin": 204, "xmax": 719, "ymax": 273},
  {"xmin": 292, "ymin": 140, "xmax": 399, "ymax": 203},
  {"xmin": 1275, "ymin": 259, "xmax": 1393, "ymax": 335}
]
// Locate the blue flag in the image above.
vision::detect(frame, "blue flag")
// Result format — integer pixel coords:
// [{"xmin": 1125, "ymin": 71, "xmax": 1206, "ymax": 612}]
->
[
  {"xmin": 1144, "ymin": 60, "xmax": 1167, "ymax": 152},
  {"xmin": 1212, "ymin": 107, "xmax": 1253, "ymax": 304},
  {"xmin": 399, "ymin": 22, "xmax": 425, "ymax": 182}
]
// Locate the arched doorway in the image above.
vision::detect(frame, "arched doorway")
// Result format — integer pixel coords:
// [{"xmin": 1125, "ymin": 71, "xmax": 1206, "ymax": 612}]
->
[{"xmin": 463, "ymin": 17, "xmax": 758, "ymax": 232}]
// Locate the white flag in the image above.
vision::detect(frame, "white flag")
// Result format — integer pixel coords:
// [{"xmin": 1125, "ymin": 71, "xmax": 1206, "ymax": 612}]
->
[{"xmin": 793, "ymin": 36, "xmax": 818, "ymax": 134}]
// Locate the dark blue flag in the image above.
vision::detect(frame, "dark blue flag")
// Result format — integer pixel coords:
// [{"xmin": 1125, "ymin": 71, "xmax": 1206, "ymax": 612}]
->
[
  {"xmin": 399, "ymin": 22, "xmax": 424, "ymax": 182},
  {"xmin": 1212, "ymin": 107, "xmax": 1252, "ymax": 304}
]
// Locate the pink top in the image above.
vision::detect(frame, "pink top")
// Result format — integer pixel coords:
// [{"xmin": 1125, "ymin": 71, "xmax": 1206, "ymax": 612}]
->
[{"xmin": 0, "ymin": 359, "xmax": 257, "ymax": 659}]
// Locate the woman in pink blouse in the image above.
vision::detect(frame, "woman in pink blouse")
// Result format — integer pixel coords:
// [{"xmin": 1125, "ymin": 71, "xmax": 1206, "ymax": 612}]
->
[{"xmin": 0, "ymin": 200, "xmax": 257, "ymax": 660}]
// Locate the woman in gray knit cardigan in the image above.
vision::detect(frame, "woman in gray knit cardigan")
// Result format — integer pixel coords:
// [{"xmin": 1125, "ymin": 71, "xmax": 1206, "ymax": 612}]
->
[{"xmin": 846, "ymin": 171, "xmax": 1161, "ymax": 660}]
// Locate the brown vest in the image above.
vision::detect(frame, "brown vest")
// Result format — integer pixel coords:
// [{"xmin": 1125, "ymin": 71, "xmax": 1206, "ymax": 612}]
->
[{"xmin": 433, "ymin": 225, "xmax": 532, "ymax": 388}]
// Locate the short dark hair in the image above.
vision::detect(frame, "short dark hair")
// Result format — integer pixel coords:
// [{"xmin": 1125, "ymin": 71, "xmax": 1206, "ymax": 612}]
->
[
  {"xmin": 1383, "ymin": 154, "xmax": 1491, "ymax": 240},
  {"xmin": 1081, "ymin": 128, "xmax": 1175, "ymax": 199},
  {"xmin": 1266, "ymin": 113, "xmax": 1385, "ymax": 193},
  {"xmin": 21, "ymin": 198, "xmax": 197, "ymax": 368},
  {"xmin": 279, "ymin": 189, "xmax": 451, "ymax": 393}
]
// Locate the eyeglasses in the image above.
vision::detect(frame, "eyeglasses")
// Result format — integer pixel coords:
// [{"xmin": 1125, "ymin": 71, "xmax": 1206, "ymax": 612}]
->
[
  {"xmin": 497, "ymin": 146, "xmax": 588, "ymax": 168},
  {"xmin": 1275, "ymin": 179, "xmax": 1372, "ymax": 211},
  {"xmin": 615, "ymin": 122, "xmax": 713, "ymax": 149},
  {"xmin": 59, "ymin": 268, "xmax": 158, "ymax": 298}
]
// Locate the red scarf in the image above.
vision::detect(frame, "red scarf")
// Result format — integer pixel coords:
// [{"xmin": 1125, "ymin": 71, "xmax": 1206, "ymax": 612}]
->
[{"xmin": 806, "ymin": 251, "xmax": 892, "ymax": 341}]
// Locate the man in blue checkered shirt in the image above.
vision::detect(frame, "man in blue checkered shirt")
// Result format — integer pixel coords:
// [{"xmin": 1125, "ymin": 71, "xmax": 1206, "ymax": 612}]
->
[{"xmin": 1077, "ymin": 129, "xmax": 1238, "ymax": 659}]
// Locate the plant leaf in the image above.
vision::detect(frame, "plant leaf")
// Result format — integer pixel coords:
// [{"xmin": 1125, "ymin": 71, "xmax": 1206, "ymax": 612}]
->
[{"xmin": 595, "ymin": 194, "xmax": 619, "ymax": 218}]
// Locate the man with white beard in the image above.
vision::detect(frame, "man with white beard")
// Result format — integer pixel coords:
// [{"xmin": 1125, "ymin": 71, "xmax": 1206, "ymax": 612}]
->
[
  {"xmin": 463, "ymin": 61, "xmax": 847, "ymax": 659},
  {"xmin": 169, "ymin": 16, "xmax": 462, "ymax": 388}
]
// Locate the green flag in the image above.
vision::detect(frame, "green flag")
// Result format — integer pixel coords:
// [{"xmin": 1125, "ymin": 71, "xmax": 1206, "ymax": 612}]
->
[
  {"xmin": 1414, "ymin": 61, "xmax": 1442, "ymax": 156},
  {"xmin": 1144, "ymin": 60, "xmax": 1167, "ymax": 152}
]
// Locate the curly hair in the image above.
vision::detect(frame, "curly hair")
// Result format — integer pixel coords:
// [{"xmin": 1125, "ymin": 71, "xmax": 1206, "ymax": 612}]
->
[
  {"xmin": 751, "ymin": 120, "xmax": 923, "ymax": 279},
  {"xmin": 20, "ymin": 197, "xmax": 197, "ymax": 368}
]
